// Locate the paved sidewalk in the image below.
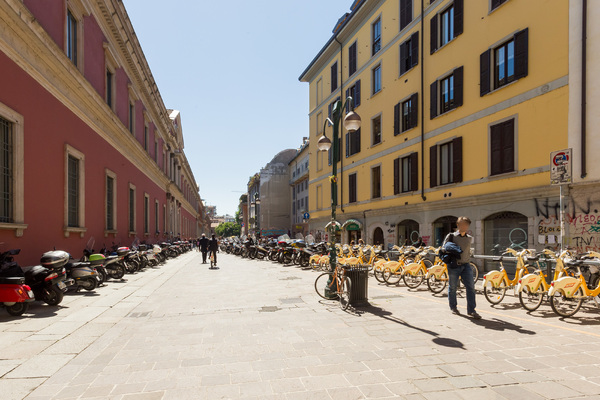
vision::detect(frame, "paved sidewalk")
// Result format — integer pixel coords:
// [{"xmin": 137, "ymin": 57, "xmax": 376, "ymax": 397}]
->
[{"xmin": 1, "ymin": 252, "xmax": 599, "ymax": 399}]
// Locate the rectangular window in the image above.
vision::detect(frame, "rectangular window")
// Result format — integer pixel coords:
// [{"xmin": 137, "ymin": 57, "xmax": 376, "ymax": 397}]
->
[
  {"xmin": 371, "ymin": 165, "xmax": 381, "ymax": 199},
  {"xmin": 439, "ymin": 142, "xmax": 453, "ymax": 185},
  {"xmin": 349, "ymin": 173, "xmax": 357, "ymax": 203},
  {"xmin": 316, "ymin": 185, "xmax": 322, "ymax": 209},
  {"xmin": 431, "ymin": 0, "xmax": 463, "ymax": 53},
  {"xmin": 0, "ymin": 117, "xmax": 13, "ymax": 223},
  {"xmin": 394, "ymin": 93, "xmax": 418, "ymax": 135},
  {"xmin": 440, "ymin": 74, "xmax": 454, "ymax": 114},
  {"xmin": 372, "ymin": 64, "xmax": 381, "ymax": 94},
  {"xmin": 400, "ymin": 0, "xmax": 413, "ymax": 31},
  {"xmin": 491, "ymin": 0, "xmax": 508, "ymax": 11},
  {"xmin": 106, "ymin": 70, "xmax": 113, "ymax": 108},
  {"xmin": 154, "ymin": 140, "xmax": 158, "ymax": 162},
  {"xmin": 129, "ymin": 186, "xmax": 135, "ymax": 233},
  {"xmin": 345, "ymin": 80, "xmax": 361, "ymax": 111},
  {"xmin": 346, "ymin": 128, "xmax": 361, "ymax": 157},
  {"xmin": 66, "ymin": 10, "xmax": 78, "ymax": 66},
  {"xmin": 432, "ymin": 67, "xmax": 463, "ymax": 118},
  {"xmin": 331, "ymin": 62, "xmax": 338, "ymax": 92},
  {"xmin": 144, "ymin": 125, "xmax": 149, "ymax": 151},
  {"xmin": 494, "ymin": 39, "xmax": 515, "ymax": 89},
  {"xmin": 372, "ymin": 18, "xmax": 381, "ymax": 56},
  {"xmin": 155, "ymin": 200, "xmax": 159, "ymax": 234},
  {"xmin": 400, "ymin": 32, "xmax": 419, "ymax": 76},
  {"xmin": 372, "ymin": 116, "xmax": 381, "ymax": 145},
  {"xmin": 144, "ymin": 195, "xmax": 149, "ymax": 234},
  {"xmin": 490, "ymin": 119, "xmax": 515, "ymax": 175},
  {"xmin": 402, "ymin": 98, "xmax": 411, "ymax": 132},
  {"xmin": 106, "ymin": 175, "xmax": 114, "ymax": 231},
  {"xmin": 129, "ymin": 102, "xmax": 135, "ymax": 134},
  {"xmin": 400, "ymin": 153, "xmax": 419, "ymax": 193},
  {"xmin": 316, "ymin": 78, "xmax": 323, "ymax": 104},
  {"xmin": 316, "ymin": 112, "xmax": 323, "ymax": 136},
  {"xmin": 440, "ymin": 5, "xmax": 454, "ymax": 47},
  {"xmin": 67, "ymin": 155, "xmax": 79, "ymax": 227},
  {"xmin": 349, "ymin": 42, "xmax": 357, "ymax": 76}
]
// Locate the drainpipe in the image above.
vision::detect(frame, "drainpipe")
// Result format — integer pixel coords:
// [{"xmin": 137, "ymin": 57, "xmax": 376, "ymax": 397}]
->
[
  {"xmin": 581, "ymin": 0, "xmax": 587, "ymax": 179},
  {"xmin": 334, "ymin": 35, "xmax": 346, "ymax": 213},
  {"xmin": 420, "ymin": 0, "xmax": 426, "ymax": 201}
]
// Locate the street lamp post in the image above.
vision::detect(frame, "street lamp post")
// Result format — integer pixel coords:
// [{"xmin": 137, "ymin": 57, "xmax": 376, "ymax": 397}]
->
[
  {"xmin": 254, "ymin": 192, "xmax": 261, "ymax": 238},
  {"xmin": 317, "ymin": 96, "xmax": 361, "ymax": 298}
]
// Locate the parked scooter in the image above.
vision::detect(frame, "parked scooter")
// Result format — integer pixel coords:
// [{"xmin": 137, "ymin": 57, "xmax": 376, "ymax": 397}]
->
[
  {"xmin": 24, "ymin": 255, "xmax": 73, "ymax": 306},
  {"xmin": 0, "ymin": 249, "xmax": 35, "ymax": 316},
  {"xmin": 41, "ymin": 251, "xmax": 99, "ymax": 292}
]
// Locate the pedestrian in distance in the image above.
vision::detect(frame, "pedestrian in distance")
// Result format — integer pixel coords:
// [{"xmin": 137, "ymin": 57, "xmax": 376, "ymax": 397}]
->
[
  {"xmin": 208, "ymin": 234, "xmax": 219, "ymax": 269},
  {"xmin": 199, "ymin": 234, "xmax": 209, "ymax": 264},
  {"xmin": 443, "ymin": 216, "xmax": 482, "ymax": 320}
]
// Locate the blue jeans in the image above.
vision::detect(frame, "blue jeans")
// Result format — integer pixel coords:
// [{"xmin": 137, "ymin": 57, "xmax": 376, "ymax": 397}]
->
[{"xmin": 448, "ymin": 263, "xmax": 476, "ymax": 314}]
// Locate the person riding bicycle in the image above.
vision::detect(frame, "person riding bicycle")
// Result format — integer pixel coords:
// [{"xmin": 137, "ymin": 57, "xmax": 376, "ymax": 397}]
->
[
  {"xmin": 443, "ymin": 216, "xmax": 482, "ymax": 320},
  {"xmin": 208, "ymin": 234, "xmax": 219, "ymax": 268}
]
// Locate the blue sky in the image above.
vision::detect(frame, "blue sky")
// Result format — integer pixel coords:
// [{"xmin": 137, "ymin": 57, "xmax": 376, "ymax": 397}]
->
[{"xmin": 124, "ymin": 0, "xmax": 352, "ymax": 215}]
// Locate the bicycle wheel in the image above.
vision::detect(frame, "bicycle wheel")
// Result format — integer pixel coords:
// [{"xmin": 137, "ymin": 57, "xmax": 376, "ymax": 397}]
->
[
  {"xmin": 314, "ymin": 272, "xmax": 336, "ymax": 300},
  {"xmin": 338, "ymin": 276, "xmax": 351, "ymax": 311},
  {"xmin": 483, "ymin": 279, "xmax": 507, "ymax": 304},
  {"xmin": 550, "ymin": 287, "xmax": 584, "ymax": 318},
  {"xmin": 427, "ymin": 270, "xmax": 448, "ymax": 294},
  {"xmin": 383, "ymin": 267, "xmax": 402, "ymax": 285},
  {"xmin": 469, "ymin": 262, "xmax": 479, "ymax": 283},
  {"xmin": 403, "ymin": 267, "xmax": 425, "ymax": 289},
  {"xmin": 519, "ymin": 285, "xmax": 545, "ymax": 311},
  {"xmin": 373, "ymin": 266, "xmax": 386, "ymax": 283}
]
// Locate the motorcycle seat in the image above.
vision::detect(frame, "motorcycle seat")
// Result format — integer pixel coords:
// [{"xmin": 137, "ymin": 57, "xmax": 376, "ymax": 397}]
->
[{"xmin": 0, "ymin": 276, "xmax": 25, "ymax": 284}]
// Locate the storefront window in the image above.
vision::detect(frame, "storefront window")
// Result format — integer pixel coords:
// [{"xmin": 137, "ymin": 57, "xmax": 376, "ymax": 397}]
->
[
  {"xmin": 484, "ymin": 211, "xmax": 528, "ymax": 272},
  {"xmin": 397, "ymin": 219, "xmax": 420, "ymax": 246},
  {"xmin": 432, "ymin": 216, "xmax": 457, "ymax": 246}
]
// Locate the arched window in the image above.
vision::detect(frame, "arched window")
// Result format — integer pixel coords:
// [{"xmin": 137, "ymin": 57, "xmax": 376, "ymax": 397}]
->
[{"xmin": 373, "ymin": 227, "xmax": 384, "ymax": 246}]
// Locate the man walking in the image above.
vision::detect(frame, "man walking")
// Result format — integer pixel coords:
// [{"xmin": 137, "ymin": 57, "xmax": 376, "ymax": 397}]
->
[
  {"xmin": 443, "ymin": 216, "xmax": 482, "ymax": 320},
  {"xmin": 208, "ymin": 234, "xmax": 219, "ymax": 269},
  {"xmin": 199, "ymin": 234, "xmax": 209, "ymax": 264}
]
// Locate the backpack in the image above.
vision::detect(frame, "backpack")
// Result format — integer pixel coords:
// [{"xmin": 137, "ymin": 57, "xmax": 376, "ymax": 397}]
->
[{"xmin": 440, "ymin": 233, "xmax": 463, "ymax": 268}]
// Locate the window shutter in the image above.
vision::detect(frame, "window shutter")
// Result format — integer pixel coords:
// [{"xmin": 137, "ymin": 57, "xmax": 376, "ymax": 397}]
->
[
  {"xmin": 430, "ymin": 80, "xmax": 438, "ymax": 119},
  {"xmin": 430, "ymin": 14, "xmax": 438, "ymax": 54},
  {"xmin": 480, "ymin": 49, "xmax": 491, "ymax": 96},
  {"xmin": 355, "ymin": 128, "xmax": 361, "ymax": 153},
  {"xmin": 410, "ymin": 93, "xmax": 418, "ymax": 129},
  {"xmin": 345, "ymin": 132, "xmax": 350, "ymax": 158},
  {"xmin": 452, "ymin": 136, "xmax": 463, "ymax": 183},
  {"xmin": 490, "ymin": 125, "xmax": 502, "ymax": 175},
  {"xmin": 453, "ymin": 66, "xmax": 464, "ymax": 108},
  {"xmin": 400, "ymin": 0, "xmax": 412, "ymax": 31},
  {"xmin": 394, "ymin": 103, "xmax": 400, "ymax": 135},
  {"xmin": 345, "ymin": 88, "xmax": 350, "ymax": 112},
  {"xmin": 430, "ymin": 145, "xmax": 438, "ymax": 188},
  {"xmin": 400, "ymin": 42, "xmax": 408, "ymax": 75},
  {"xmin": 349, "ymin": 42, "xmax": 357, "ymax": 76},
  {"xmin": 393, "ymin": 158, "xmax": 400, "ymax": 195},
  {"xmin": 355, "ymin": 80, "xmax": 361, "ymax": 107},
  {"xmin": 503, "ymin": 119, "xmax": 515, "ymax": 172},
  {"xmin": 410, "ymin": 152, "xmax": 418, "ymax": 191},
  {"xmin": 454, "ymin": 0, "xmax": 464, "ymax": 36},
  {"xmin": 514, "ymin": 28, "xmax": 529, "ymax": 79},
  {"xmin": 331, "ymin": 62, "xmax": 338, "ymax": 91},
  {"xmin": 411, "ymin": 31, "xmax": 419, "ymax": 68}
]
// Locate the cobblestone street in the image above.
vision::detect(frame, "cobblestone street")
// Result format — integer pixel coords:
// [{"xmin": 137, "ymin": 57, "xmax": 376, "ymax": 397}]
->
[{"xmin": 1, "ymin": 252, "xmax": 600, "ymax": 400}]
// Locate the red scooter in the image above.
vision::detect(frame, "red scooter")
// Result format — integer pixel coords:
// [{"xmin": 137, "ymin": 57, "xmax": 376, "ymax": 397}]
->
[{"xmin": 0, "ymin": 249, "xmax": 35, "ymax": 316}]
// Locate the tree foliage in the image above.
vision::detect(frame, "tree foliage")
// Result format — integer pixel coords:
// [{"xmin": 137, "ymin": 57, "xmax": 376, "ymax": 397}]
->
[{"xmin": 215, "ymin": 222, "xmax": 241, "ymax": 238}]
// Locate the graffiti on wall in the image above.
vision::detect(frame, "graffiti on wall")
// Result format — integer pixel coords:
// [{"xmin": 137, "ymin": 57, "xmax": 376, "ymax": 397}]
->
[{"xmin": 535, "ymin": 197, "xmax": 600, "ymax": 252}]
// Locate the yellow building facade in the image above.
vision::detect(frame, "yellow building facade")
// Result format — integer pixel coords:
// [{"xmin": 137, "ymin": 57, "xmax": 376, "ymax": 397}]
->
[{"xmin": 300, "ymin": 0, "xmax": 569, "ymax": 264}]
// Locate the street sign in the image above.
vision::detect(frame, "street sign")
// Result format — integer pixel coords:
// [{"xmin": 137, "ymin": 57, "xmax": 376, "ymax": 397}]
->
[
  {"xmin": 550, "ymin": 149, "xmax": 572, "ymax": 185},
  {"xmin": 303, "ymin": 212, "xmax": 310, "ymax": 220}
]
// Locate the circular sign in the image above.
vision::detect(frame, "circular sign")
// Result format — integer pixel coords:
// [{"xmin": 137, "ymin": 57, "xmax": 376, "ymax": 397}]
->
[{"xmin": 303, "ymin": 212, "xmax": 310, "ymax": 220}]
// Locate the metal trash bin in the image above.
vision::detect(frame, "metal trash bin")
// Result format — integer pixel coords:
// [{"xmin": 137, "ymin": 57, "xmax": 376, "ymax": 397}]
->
[{"xmin": 345, "ymin": 265, "xmax": 370, "ymax": 307}]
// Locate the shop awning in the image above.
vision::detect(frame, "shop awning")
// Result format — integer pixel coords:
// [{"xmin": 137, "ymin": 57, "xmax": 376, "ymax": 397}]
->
[
  {"xmin": 324, "ymin": 221, "xmax": 342, "ymax": 231},
  {"xmin": 342, "ymin": 219, "xmax": 363, "ymax": 231}
]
